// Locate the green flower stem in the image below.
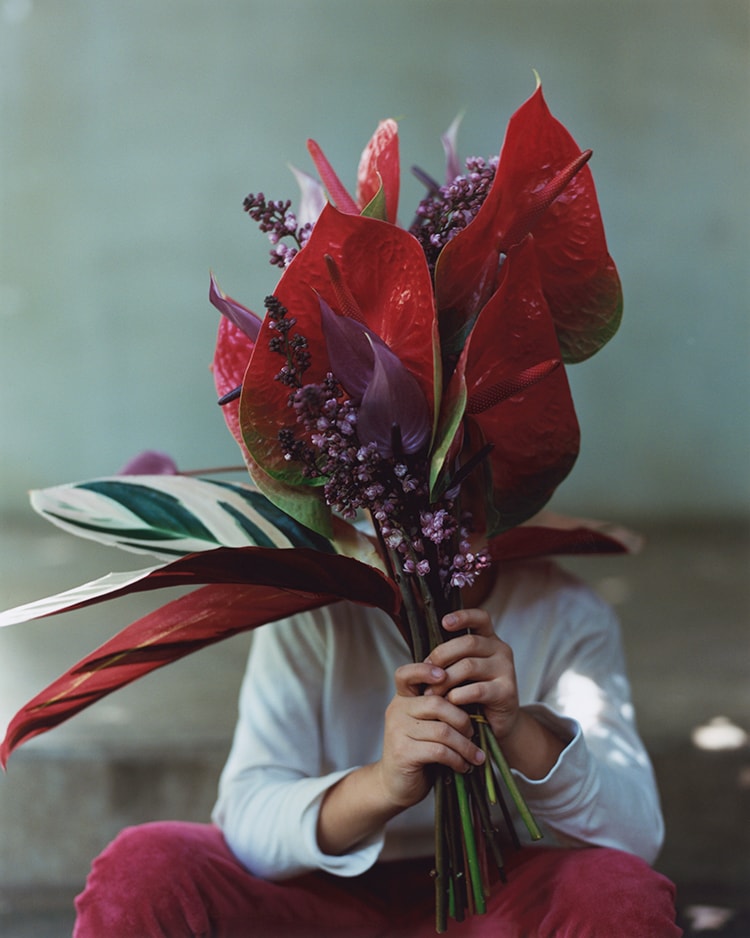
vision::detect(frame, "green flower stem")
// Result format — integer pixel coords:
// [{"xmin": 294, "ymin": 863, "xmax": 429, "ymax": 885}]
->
[
  {"xmin": 477, "ymin": 720, "xmax": 498, "ymax": 805},
  {"xmin": 484, "ymin": 726, "xmax": 543, "ymax": 841},
  {"xmin": 444, "ymin": 770, "xmax": 468, "ymax": 921},
  {"xmin": 384, "ymin": 543, "xmax": 427, "ymax": 661},
  {"xmin": 416, "ymin": 573, "xmax": 446, "ymax": 651},
  {"xmin": 467, "ymin": 764, "xmax": 505, "ymax": 877},
  {"xmin": 454, "ymin": 771, "xmax": 486, "ymax": 915},
  {"xmin": 434, "ymin": 771, "xmax": 448, "ymax": 934}
]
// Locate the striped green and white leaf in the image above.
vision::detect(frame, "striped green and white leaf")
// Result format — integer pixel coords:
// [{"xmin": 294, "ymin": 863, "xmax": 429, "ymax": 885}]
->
[{"xmin": 29, "ymin": 475, "xmax": 375, "ymax": 562}]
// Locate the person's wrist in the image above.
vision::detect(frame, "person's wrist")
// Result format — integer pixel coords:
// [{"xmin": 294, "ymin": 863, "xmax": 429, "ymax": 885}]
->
[{"xmin": 373, "ymin": 760, "xmax": 415, "ymax": 814}]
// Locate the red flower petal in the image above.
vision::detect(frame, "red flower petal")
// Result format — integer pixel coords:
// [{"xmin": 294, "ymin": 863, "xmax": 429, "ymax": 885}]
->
[
  {"xmin": 435, "ymin": 84, "xmax": 622, "ymax": 362},
  {"xmin": 240, "ymin": 205, "xmax": 437, "ymax": 483},
  {"xmin": 356, "ymin": 119, "xmax": 400, "ymax": 223},
  {"xmin": 461, "ymin": 238, "xmax": 580, "ymax": 531},
  {"xmin": 212, "ymin": 315, "xmax": 255, "ymax": 459}
]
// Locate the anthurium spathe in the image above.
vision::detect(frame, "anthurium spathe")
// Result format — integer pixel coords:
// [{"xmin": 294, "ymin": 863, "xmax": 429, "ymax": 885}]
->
[
  {"xmin": 238, "ymin": 204, "xmax": 438, "ymax": 491},
  {"xmin": 307, "ymin": 118, "xmax": 400, "ymax": 223},
  {"xmin": 434, "ymin": 83, "xmax": 622, "ymax": 363},
  {"xmin": 456, "ymin": 237, "xmax": 580, "ymax": 532}
]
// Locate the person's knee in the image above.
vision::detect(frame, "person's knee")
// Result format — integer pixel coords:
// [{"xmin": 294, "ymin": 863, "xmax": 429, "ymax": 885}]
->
[
  {"xmin": 544, "ymin": 847, "xmax": 680, "ymax": 937},
  {"xmin": 74, "ymin": 822, "xmax": 208, "ymax": 937},
  {"xmin": 93, "ymin": 822, "xmax": 183, "ymax": 888}
]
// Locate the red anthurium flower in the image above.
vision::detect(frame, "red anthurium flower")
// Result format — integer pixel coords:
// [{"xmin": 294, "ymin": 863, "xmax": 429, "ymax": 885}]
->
[
  {"xmin": 212, "ymin": 315, "xmax": 255, "ymax": 458},
  {"xmin": 435, "ymin": 83, "xmax": 622, "ymax": 362},
  {"xmin": 456, "ymin": 237, "xmax": 580, "ymax": 531},
  {"xmin": 307, "ymin": 119, "xmax": 400, "ymax": 223},
  {"xmin": 239, "ymin": 204, "xmax": 438, "ymax": 487}
]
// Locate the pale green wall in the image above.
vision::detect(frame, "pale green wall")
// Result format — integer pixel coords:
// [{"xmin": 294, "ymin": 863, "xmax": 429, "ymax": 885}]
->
[{"xmin": 1, "ymin": 0, "xmax": 748, "ymax": 521}]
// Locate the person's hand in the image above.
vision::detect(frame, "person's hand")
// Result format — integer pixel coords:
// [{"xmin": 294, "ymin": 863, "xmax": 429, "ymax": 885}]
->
[
  {"xmin": 427, "ymin": 607, "xmax": 567, "ymax": 780},
  {"xmin": 424, "ymin": 608, "xmax": 521, "ymax": 744},
  {"xmin": 376, "ymin": 660, "xmax": 486, "ymax": 811}
]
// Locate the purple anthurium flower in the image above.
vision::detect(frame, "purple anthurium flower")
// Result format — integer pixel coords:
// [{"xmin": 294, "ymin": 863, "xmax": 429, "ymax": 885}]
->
[
  {"xmin": 319, "ymin": 298, "xmax": 430, "ymax": 458},
  {"xmin": 209, "ymin": 272, "xmax": 263, "ymax": 341},
  {"xmin": 318, "ymin": 297, "xmax": 374, "ymax": 403},
  {"xmin": 357, "ymin": 335, "xmax": 431, "ymax": 458}
]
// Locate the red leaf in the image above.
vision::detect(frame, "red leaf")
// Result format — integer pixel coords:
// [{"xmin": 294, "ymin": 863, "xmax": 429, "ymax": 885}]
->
[
  {"xmin": 1, "ymin": 547, "xmax": 402, "ymax": 766},
  {"xmin": 489, "ymin": 523, "xmax": 633, "ymax": 564}
]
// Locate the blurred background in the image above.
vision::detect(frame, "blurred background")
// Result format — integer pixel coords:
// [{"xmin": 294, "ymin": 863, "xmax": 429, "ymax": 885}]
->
[{"xmin": 1, "ymin": 1, "xmax": 748, "ymax": 935}]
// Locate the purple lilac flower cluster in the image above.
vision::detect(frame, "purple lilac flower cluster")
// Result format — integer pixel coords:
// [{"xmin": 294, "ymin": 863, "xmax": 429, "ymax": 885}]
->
[
  {"xmin": 243, "ymin": 155, "xmax": 497, "ymax": 276},
  {"xmin": 409, "ymin": 156, "xmax": 498, "ymax": 273},
  {"xmin": 265, "ymin": 295, "xmax": 311, "ymax": 387},
  {"xmin": 268, "ymin": 302, "xmax": 490, "ymax": 592},
  {"xmin": 243, "ymin": 193, "xmax": 314, "ymax": 268}
]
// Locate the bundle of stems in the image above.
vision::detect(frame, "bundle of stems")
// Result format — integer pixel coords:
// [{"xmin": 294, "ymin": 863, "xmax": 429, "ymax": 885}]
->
[{"xmin": 384, "ymin": 537, "xmax": 543, "ymax": 933}]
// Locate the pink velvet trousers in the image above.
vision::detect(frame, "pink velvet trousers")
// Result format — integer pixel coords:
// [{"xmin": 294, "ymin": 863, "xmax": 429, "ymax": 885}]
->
[{"xmin": 73, "ymin": 821, "xmax": 681, "ymax": 937}]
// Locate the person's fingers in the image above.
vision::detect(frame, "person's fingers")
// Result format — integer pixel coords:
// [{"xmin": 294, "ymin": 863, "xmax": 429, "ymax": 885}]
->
[
  {"xmin": 441, "ymin": 607, "xmax": 494, "ymax": 636},
  {"xmin": 402, "ymin": 710, "xmax": 485, "ymax": 771},
  {"xmin": 393, "ymin": 661, "xmax": 446, "ymax": 697}
]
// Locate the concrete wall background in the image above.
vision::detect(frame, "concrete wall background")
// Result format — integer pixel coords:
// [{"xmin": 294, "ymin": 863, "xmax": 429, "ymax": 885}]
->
[{"xmin": 1, "ymin": 0, "xmax": 748, "ymax": 522}]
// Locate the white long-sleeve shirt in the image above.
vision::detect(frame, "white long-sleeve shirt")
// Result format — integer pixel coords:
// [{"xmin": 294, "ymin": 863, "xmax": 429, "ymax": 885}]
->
[{"xmin": 213, "ymin": 559, "xmax": 663, "ymax": 880}]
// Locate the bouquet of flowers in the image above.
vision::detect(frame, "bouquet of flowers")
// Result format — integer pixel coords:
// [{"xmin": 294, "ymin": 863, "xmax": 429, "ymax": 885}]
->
[{"xmin": 1, "ymin": 80, "xmax": 629, "ymax": 931}]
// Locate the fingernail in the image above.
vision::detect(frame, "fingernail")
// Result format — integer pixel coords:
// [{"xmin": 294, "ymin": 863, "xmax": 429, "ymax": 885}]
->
[
  {"xmin": 430, "ymin": 667, "xmax": 444, "ymax": 679},
  {"xmin": 443, "ymin": 614, "xmax": 457, "ymax": 628},
  {"xmin": 474, "ymin": 749, "xmax": 486, "ymax": 765}
]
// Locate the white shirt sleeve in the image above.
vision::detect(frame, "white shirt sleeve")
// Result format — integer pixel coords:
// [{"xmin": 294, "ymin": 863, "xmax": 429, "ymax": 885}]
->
[
  {"xmin": 213, "ymin": 561, "xmax": 665, "ymax": 879},
  {"xmin": 500, "ymin": 565, "xmax": 664, "ymax": 864},
  {"xmin": 212, "ymin": 610, "xmax": 386, "ymax": 880}
]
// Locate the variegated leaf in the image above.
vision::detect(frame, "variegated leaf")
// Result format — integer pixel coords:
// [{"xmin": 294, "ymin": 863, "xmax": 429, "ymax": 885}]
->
[{"xmin": 30, "ymin": 475, "xmax": 338, "ymax": 561}]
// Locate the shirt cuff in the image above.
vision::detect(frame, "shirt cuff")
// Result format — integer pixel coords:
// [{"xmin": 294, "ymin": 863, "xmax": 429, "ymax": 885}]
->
[
  {"xmin": 297, "ymin": 770, "xmax": 386, "ymax": 877},
  {"xmin": 510, "ymin": 703, "xmax": 596, "ymax": 816}
]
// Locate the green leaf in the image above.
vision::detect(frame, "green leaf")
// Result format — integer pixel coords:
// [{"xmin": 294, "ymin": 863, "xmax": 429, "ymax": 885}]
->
[{"xmin": 360, "ymin": 179, "xmax": 388, "ymax": 221}]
